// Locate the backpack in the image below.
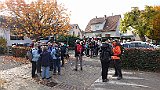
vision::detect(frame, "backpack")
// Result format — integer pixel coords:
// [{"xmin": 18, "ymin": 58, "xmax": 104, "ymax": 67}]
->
[
  {"xmin": 76, "ymin": 44, "xmax": 83, "ymax": 53},
  {"xmin": 100, "ymin": 48, "xmax": 111, "ymax": 61},
  {"xmin": 26, "ymin": 50, "xmax": 33, "ymax": 61},
  {"xmin": 55, "ymin": 48, "xmax": 61, "ymax": 57}
]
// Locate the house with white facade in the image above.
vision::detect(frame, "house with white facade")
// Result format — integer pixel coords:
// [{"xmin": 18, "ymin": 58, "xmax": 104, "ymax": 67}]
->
[
  {"xmin": 85, "ymin": 15, "xmax": 121, "ymax": 39},
  {"xmin": 69, "ymin": 24, "xmax": 83, "ymax": 39},
  {"xmin": 0, "ymin": 27, "xmax": 33, "ymax": 46}
]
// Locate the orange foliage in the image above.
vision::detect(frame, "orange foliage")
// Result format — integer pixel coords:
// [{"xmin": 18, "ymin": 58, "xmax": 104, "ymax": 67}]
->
[
  {"xmin": 151, "ymin": 6, "xmax": 160, "ymax": 40},
  {"xmin": 0, "ymin": 0, "xmax": 70, "ymax": 40}
]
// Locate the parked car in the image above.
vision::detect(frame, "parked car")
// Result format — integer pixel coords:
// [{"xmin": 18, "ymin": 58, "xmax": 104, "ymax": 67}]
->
[
  {"xmin": 12, "ymin": 43, "xmax": 31, "ymax": 47},
  {"xmin": 121, "ymin": 41, "xmax": 155, "ymax": 49}
]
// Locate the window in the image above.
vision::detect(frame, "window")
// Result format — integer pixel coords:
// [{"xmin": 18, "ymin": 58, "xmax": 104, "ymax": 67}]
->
[
  {"xmin": 105, "ymin": 34, "xmax": 110, "ymax": 37},
  {"xmin": 95, "ymin": 25, "xmax": 99, "ymax": 30},
  {"xmin": 78, "ymin": 32, "xmax": 80, "ymax": 37},
  {"xmin": 10, "ymin": 28, "xmax": 24, "ymax": 40},
  {"xmin": 39, "ymin": 36, "xmax": 49, "ymax": 40},
  {"xmin": 75, "ymin": 25, "xmax": 78, "ymax": 29},
  {"xmin": 10, "ymin": 35, "xmax": 24, "ymax": 40}
]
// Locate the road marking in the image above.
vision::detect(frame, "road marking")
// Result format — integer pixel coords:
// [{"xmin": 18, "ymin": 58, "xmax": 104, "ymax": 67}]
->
[
  {"xmin": 108, "ymin": 81, "xmax": 151, "ymax": 88},
  {"xmin": 94, "ymin": 76, "xmax": 151, "ymax": 89}
]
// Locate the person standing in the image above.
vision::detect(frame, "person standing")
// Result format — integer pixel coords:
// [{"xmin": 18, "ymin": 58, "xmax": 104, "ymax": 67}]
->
[
  {"xmin": 60, "ymin": 43, "xmax": 66, "ymax": 67},
  {"xmin": 85, "ymin": 42, "xmax": 90, "ymax": 57},
  {"xmin": 47, "ymin": 42, "xmax": 54, "ymax": 71},
  {"xmin": 74, "ymin": 40, "xmax": 83, "ymax": 71},
  {"xmin": 89, "ymin": 40, "xmax": 94, "ymax": 58},
  {"xmin": 99, "ymin": 40, "xmax": 113, "ymax": 82},
  {"xmin": 51, "ymin": 44, "xmax": 61, "ymax": 75},
  {"xmin": 31, "ymin": 43, "xmax": 41, "ymax": 78},
  {"xmin": 112, "ymin": 40, "xmax": 123, "ymax": 80},
  {"xmin": 37, "ymin": 42, "xmax": 42, "ymax": 75},
  {"xmin": 39, "ymin": 46, "xmax": 53, "ymax": 79}
]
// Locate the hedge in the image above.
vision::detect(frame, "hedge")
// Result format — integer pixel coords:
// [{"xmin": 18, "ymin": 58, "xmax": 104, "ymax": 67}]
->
[
  {"xmin": 0, "ymin": 46, "xmax": 7, "ymax": 54},
  {"xmin": 11, "ymin": 46, "xmax": 160, "ymax": 72},
  {"xmin": 121, "ymin": 48, "xmax": 160, "ymax": 72},
  {"xmin": 0, "ymin": 37, "xmax": 7, "ymax": 54},
  {"xmin": 12, "ymin": 46, "xmax": 30, "ymax": 57}
]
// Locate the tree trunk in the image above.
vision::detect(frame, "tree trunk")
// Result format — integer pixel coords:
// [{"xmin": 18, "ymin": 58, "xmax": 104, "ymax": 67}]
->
[{"xmin": 139, "ymin": 34, "xmax": 146, "ymax": 42}]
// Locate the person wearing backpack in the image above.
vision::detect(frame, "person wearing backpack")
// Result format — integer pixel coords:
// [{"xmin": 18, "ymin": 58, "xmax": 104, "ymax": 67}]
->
[
  {"xmin": 112, "ymin": 40, "xmax": 123, "ymax": 80},
  {"xmin": 99, "ymin": 40, "xmax": 113, "ymax": 82},
  {"xmin": 51, "ymin": 44, "xmax": 61, "ymax": 75},
  {"xmin": 74, "ymin": 40, "xmax": 83, "ymax": 71}
]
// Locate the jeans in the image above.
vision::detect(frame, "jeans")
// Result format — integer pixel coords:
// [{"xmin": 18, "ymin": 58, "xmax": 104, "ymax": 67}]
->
[
  {"xmin": 75, "ymin": 54, "xmax": 82, "ymax": 69},
  {"xmin": 41, "ymin": 66, "xmax": 50, "ymax": 79},
  {"xmin": 53, "ymin": 59, "xmax": 61, "ymax": 73}
]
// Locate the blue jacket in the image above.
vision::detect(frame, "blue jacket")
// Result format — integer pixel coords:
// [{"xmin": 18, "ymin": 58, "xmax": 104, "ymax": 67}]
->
[
  {"xmin": 32, "ymin": 48, "xmax": 40, "ymax": 62},
  {"xmin": 51, "ymin": 47, "xmax": 61, "ymax": 60},
  {"xmin": 40, "ymin": 51, "xmax": 53, "ymax": 67}
]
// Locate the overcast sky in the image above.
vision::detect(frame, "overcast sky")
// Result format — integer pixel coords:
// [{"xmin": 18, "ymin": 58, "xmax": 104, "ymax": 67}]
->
[
  {"xmin": 58, "ymin": 0, "xmax": 160, "ymax": 30},
  {"xmin": 0, "ymin": 0, "xmax": 160, "ymax": 30}
]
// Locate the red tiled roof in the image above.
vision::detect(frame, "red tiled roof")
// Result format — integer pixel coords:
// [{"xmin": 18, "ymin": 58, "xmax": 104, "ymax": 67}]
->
[{"xmin": 85, "ymin": 15, "xmax": 121, "ymax": 32}]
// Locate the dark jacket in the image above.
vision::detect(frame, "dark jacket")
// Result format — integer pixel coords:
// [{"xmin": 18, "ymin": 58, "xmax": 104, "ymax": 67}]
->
[
  {"xmin": 61, "ymin": 45, "xmax": 66, "ymax": 55},
  {"xmin": 40, "ymin": 51, "xmax": 53, "ymax": 67},
  {"xmin": 100, "ymin": 43, "xmax": 113, "ymax": 61}
]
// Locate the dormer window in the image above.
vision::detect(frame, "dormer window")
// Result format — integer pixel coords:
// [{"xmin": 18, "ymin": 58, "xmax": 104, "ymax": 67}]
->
[
  {"xmin": 75, "ymin": 25, "xmax": 78, "ymax": 29},
  {"xmin": 95, "ymin": 25, "xmax": 99, "ymax": 30}
]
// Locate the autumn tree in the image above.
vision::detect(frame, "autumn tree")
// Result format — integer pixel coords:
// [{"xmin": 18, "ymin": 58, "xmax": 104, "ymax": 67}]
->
[
  {"xmin": 120, "ymin": 6, "xmax": 156, "ymax": 42},
  {"xmin": 0, "ymin": 0, "xmax": 71, "ymax": 40},
  {"xmin": 147, "ymin": 6, "xmax": 160, "ymax": 43}
]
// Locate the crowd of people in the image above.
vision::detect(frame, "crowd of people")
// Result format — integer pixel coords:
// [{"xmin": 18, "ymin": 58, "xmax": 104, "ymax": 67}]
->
[
  {"xmin": 28, "ymin": 41, "xmax": 68, "ymax": 79},
  {"xmin": 27, "ymin": 38, "xmax": 123, "ymax": 82},
  {"xmin": 74, "ymin": 39, "xmax": 123, "ymax": 82}
]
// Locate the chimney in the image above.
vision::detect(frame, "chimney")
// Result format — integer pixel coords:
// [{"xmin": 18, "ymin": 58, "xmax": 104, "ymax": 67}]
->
[
  {"xmin": 104, "ymin": 15, "xmax": 107, "ymax": 19},
  {"xmin": 96, "ymin": 16, "xmax": 97, "ymax": 18},
  {"xmin": 112, "ymin": 13, "xmax": 113, "ymax": 16}
]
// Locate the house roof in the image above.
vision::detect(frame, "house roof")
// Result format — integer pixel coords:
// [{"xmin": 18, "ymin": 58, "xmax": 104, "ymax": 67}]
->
[
  {"xmin": 85, "ymin": 15, "xmax": 121, "ymax": 32},
  {"xmin": 70, "ymin": 24, "xmax": 82, "ymax": 32},
  {"xmin": 70, "ymin": 24, "xmax": 79, "ymax": 28}
]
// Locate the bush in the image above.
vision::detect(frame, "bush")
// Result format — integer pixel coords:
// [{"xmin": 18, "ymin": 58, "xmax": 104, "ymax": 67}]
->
[
  {"xmin": 57, "ymin": 35, "xmax": 80, "ymax": 48},
  {"xmin": 121, "ymin": 48, "xmax": 160, "ymax": 72},
  {"xmin": 0, "ymin": 37, "xmax": 7, "ymax": 46},
  {"xmin": 0, "ymin": 37, "xmax": 7, "ymax": 54},
  {"xmin": 0, "ymin": 46, "xmax": 7, "ymax": 54},
  {"xmin": 12, "ymin": 46, "xmax": 30, "ymax": 57}
]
